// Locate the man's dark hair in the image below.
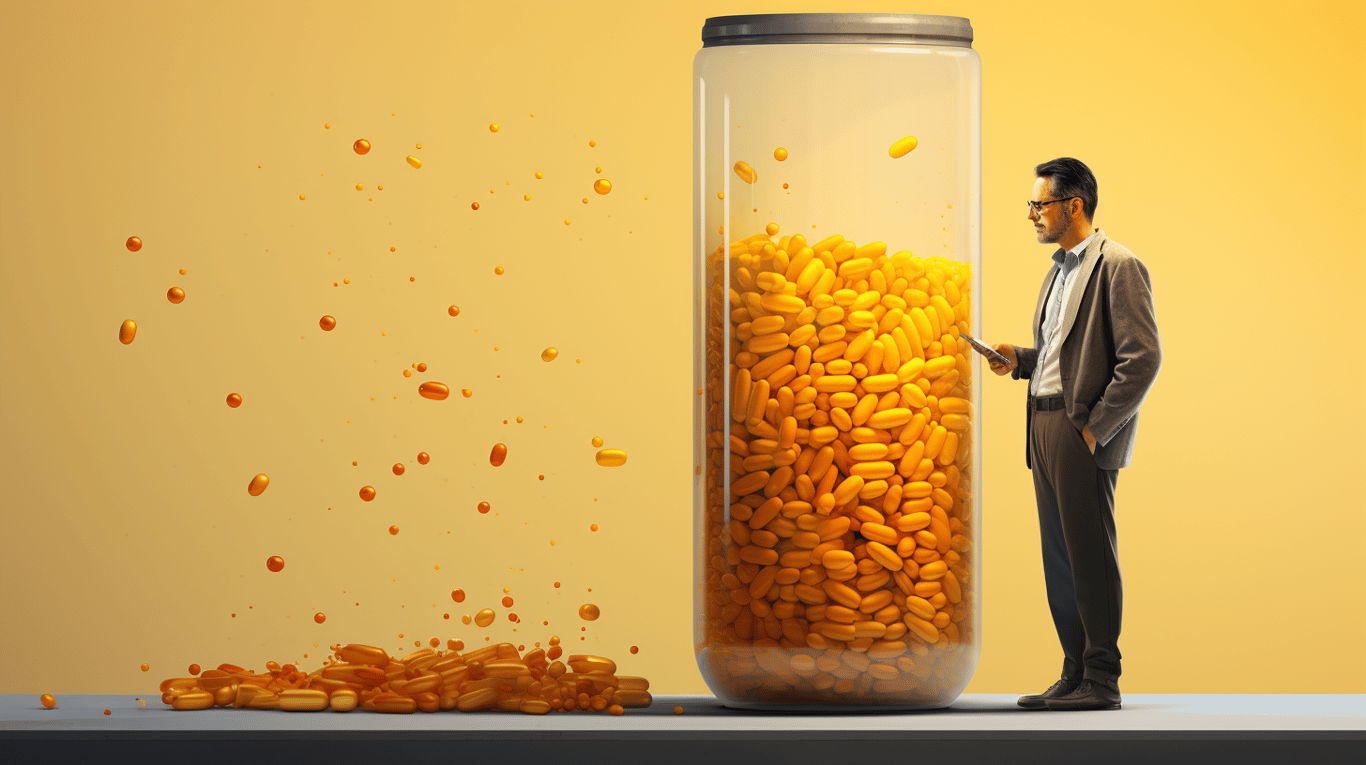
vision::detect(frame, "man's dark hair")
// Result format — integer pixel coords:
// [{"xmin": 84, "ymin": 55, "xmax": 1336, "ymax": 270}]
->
[{"xmin": 1034, "ymin": 157, "xmax": 1098, "ymax": 222}]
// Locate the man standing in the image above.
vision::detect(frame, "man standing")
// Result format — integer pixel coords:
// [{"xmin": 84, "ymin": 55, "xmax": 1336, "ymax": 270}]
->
[{"xmin": 989, "ymin": 158, "xmax": 1161, "ymax": 711}]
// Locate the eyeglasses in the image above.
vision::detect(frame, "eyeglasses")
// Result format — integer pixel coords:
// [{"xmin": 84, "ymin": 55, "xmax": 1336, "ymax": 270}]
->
[{"xmin": 1027, "ymin": 197, "xmax": 1079, "ymax": 214}]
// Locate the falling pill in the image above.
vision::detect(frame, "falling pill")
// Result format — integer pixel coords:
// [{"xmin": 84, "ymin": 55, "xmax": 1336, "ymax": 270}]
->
[
  {"xmin": 733, "ymin": 161, "xmax": 757, "ymax": 184},
  {"xmin": 119, "ymin": 320, "xmax": 137, "ymax": 344},
  {"xmin": 541, "ymin": 347, "xmax": 559, "ymax": 362},
  {"xmin": 889, "ymin": 135, "xmax": 918, "ymax": 158},
  {"xmin": 489, "ymin": 443, "xmax": 508, "ymax": 467},
  {"xmin": 595, "ymin": 449, "xmax": 628, "ymax": 467},
  {"xmin": 407, "ymin": 156, "xmax": 421, "ymax": 169},
  {"xmin": 418, "ymin": 381, "xmax": 450, "ymax": 400},
  {"xmin": 247, "ymin": 474, "xmax": 270, "ymax": 496}
]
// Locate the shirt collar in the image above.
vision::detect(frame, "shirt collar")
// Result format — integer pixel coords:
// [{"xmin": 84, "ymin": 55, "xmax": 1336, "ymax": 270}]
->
[{"xmin": 1052, "ymin": 228, "xmax": 1100, "ymax": 270}]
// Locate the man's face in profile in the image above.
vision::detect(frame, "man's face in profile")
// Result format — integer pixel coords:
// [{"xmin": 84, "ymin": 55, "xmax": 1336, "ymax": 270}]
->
[{"xmin": 1031, "ymin": 177, "xmax": 1073, "ymax": 246}]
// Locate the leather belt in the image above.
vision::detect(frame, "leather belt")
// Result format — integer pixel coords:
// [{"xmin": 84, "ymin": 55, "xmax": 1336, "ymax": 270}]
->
[{"xmin": 1032, "ymin": 395, "xmax": 1065, "ymax": 411}]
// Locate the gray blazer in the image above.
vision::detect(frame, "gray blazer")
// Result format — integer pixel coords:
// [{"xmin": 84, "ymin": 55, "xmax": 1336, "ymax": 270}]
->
[{"xmin": 1011, "ymin": 227, "xmax": 1161, "ymax": 471}]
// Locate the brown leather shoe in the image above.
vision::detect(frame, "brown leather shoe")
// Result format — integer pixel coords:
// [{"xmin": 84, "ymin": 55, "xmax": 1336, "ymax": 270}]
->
[
  {"xmin": 1017, "ymin": 678, "xmax": 1082, "ymax": 710},
  {"xmin": 1044, "ymin": 679, "xmax": 1122, "ymax": 711}
]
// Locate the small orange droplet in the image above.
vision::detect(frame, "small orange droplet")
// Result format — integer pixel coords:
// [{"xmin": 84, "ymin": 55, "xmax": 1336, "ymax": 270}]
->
[
  {"xmin": 247, "ymin": 474, "xmax": 270, "ymax": 496},
  {"xmin": 359, "ymin": 485, "xmax": 376, "ymax": 502},
  {"xmin": 324, "ymin": 123, "xmax": 330, "ymax": 129},
  {"xmin": 179, "ymin": 268, "xmax": 186, "ymax": 275},
  {"xmin": 489, "ymin": 123, "xmax": 500, "ymax": 132},
  {"xmin": 524, "ymin": 195, "xmax": 530, "ymax": 201},
  {"xmin": 377, "ymin": 185, "xmax": 383, "ymax": 190},
  {"xmin": 403, "ymin": 369, "xmax": 412, "ymax": 377},
  {"xmin": 354, "ymin": 139, "xmax": 371, "ymax": 155},
  {"xmin": 462, "ymin": 388, "xmax": 472, "ymax": 397},
  {"xmin": 477, "ymin": 501, "xmax": 491, "ymax": 514},
  {"xmin": 516, "ymin": 416, "xmax": 523, "ymax": 423},
  {"xmin": 104, "ymin": 709, "xmax": 111, "ymax": 716},
  {"xmin": 314, "ymin": 612, "xmax": 326, "ymax": 623},
  {"xmin": 593, "ymin": 179, "xmax": 612, "ymax": 195},
  {"xmin": 578, "ymin": 604, "xmax": 600, "ymax": 621},
  {"xmin": 300, "ymin": 194, "xmax": 306, "ymax": 200},
  {"xmin": 535, "ymin": 171, "xmax": 543, "ymax": 179},
  {"xmin": 674, "ymin": 706, "xmax": 684, "ymax": 715},
  {"xmin": 320, "ymin": 315, "xmax": 337, "ymax": 331},
  {"xmin": 118, "ymin": 319, "xmax": 137, "ymax": 345},
  {"xmin": 766, "ymin": 222, "xmax": 780, "ymax": 236},
  {"xmin": 554, "ymin": 582, "xmax": 561, "ymax": 588},
  {"xmin": 590, "ymin": 524, "xmax": 598, "ymax": 531},
  {"xmin": 774, "ymin": 147, "xmax": 788, "ymax": 161},
  {"xmin": 226, "ymin": 393, "xmax": 242, "ymax": 408},
  {"xmin": 631, "ymin": 646, "xmax": 639, "ymax": 654},
  {"xmin": 343, "ymin": 278, "xmax": 350, "ymax": 284},
  {"xmin": 390, "ymin": 246, "xmax": 396, "ymax": 252},
  {"xmin": 189, "ymin": 664, "xmax": 201, "ymax": 676},
  {"xmin": 40, "ymin": 694, "xmax": 55, "ymax": 709},
  {"xmin": 266, "ymin": 556, "xmax": 284, "ymax": 572},
  {"xmin": 448, "ymin": 305, "xmax": 460, "ymax": 316},
  {"xmin": 502, "ymin": 596, "xmax": 514, "ymax": 607},
  {"xmin": 417, "ymin": 451, "xmax": 430, "ymax": 464},
  {"xmin": 589, "ymin": 140, "xmax": 596, "ymax": 147},
  {"xmin": 717, "ymin": 192, "xmax": 724, "ymax": 200},
  {"xmin": 140, "ymin": 663, "xmax": 149, "ymax": 672},
  {"xmin": 489, "ymin": 443, "xmax": 508, "ymax": 467},
  {"xmin": 392, "ymin": 463, "xmax": 405, "ymax": 475},
  {"xmin": 351, "ymin": 461, "xmax": 357, "ymax": 466},
  {"xmin": 494, "ymin": 266, "xmax": 504, "ymax": 275},
  {"xmin": 538, "ymin": 474, "xmax": 545, "ymax": 481},
  {"xmin": 388, "ymin": 525, "xmax": 398, "ymax": 535},
  {"xmin": 540, "ymin": 347, "xmax": 559, "ymax": 362},
  {"xmin": 461, "ymin": 614, "xmax": 472, "ymax": 625},
  {"xmin": 452, "ymin": 589, "xmax": 466, "ymax": 603},
  {"xmin": 416, "ymin": 363, "xmax": 427, "ymax": 373},
  {"xmin": 126, "ymin": 236, "xmax": 142, "ymax": 252},
  {"xmin": 783, "ymin": 183, "xmax": 789, "ymax": 189},
  {"xmin": 418, "ymin": 381, "xmax": 450, "ymax": 400}
]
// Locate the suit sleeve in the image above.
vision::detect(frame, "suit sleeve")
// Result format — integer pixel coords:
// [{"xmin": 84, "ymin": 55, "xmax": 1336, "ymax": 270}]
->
[
  {"xmin": 1087, "ymin": 257, "xmax": 1161, "ymax": 446},
  {"xmin": 1011, "ymin": 346, "xmax": 1039, "ymax": 381}
]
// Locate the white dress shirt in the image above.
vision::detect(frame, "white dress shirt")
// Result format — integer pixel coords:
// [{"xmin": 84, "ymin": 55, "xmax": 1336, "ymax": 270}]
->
[{"xmin": 1031, "ymin": 229, "xmax": 1098, "ymax": 397}]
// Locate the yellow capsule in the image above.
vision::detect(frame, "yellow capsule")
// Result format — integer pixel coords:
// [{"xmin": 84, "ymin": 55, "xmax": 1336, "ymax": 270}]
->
[
  {"xmin": 246, "ymin": 473, "xmax": 269, "ymax": 496},
  {"xmin": 474, "ymin": 609, "xmax": 496, "ymax": 627},
  {"xmin": 889, "ymin": 135, "xmax": 918, "ymax": 158},
  {"xmin": 939, "ymin": 396, "xmax": 971, "ymax": 415},
  {"xmin": 405, "ymin": 155, "xmax": 421, "ymax": 168},
  {"xmin": 941, "ymin": 413, "xmax": 971, "ymax": 431},
  {"xmin": 861, "ymin": 373, "xmax": 901, "ymax": 393},
  {"xmin": 593, "ymin": 179, "xmax": 612, "ymax": 195},
  {"xmin": 171, "ymin": 690, "xmax": 215, "ymax": 711},
  {"xmin": 541, "ymin": 347, "xmax": 559, "ymax": 362},
  {"xmin": 760, "ymin": 293, "xmax": 807, "ymax": 314},
  {"xmin": 596, "ymin": 449, "xmax": 627, "ymax": 467},
  {"xmin": 733, "ymin": 160, "xmax": 757, "ymax": 184},
  {"xmin": 868, "ymin": 408, "xmax": 914, "ymax": 428},
  {"xmin": 329, "ymin": 689, "xmax": 359, "ymax": 712},
  {"xmin": 418, "ymin": 381, "xmax": 450, "ymax": 400},
  {"xmin": 279, "ymin": 689, "xmax": 329, "ymax": 712},
  {"xmin": 118, "ymin": 319, "xmax": 137, "ymax": 344},
  {"xmin": 774, "ymin": 147, "xmax": 788, "ymax": 161}
]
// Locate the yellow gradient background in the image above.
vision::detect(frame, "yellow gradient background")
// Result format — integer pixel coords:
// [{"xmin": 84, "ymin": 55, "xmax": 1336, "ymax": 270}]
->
[{"xmin": 1, "ymin": 0, "xmax": 1362, "ymax": 696}]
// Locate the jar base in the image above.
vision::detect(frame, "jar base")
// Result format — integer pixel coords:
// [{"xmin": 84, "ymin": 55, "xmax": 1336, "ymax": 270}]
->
[{"xmin": 720, "ymin": 700, "xmax": 952, "ymax": 713}]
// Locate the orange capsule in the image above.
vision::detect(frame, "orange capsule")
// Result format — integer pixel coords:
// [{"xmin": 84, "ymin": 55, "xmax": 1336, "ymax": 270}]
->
[
  {"xmin": 477, "ymin": 502, "xmax": 490, "ymax": 514},
  {"xmin": 489, "ymin": 443, "xmax": 507, "ymax": 467},
  {"xmin": 189, "ymin": 664, "xmax": 201, "ymax": 675},
  {"xmin": 734, "ymin": 160, "xmax": 757, "ymax": 184},
  {"xmin": 354, "ymin": 139, "xmax": 371, "ymax": 155},
  {"xmin": 452, "ymin": 589, "xmax": 466, "ymax": 603},
  {"xmin": 448, "ymin": 305, "xmax": 460, "ymax": 316},
  {"xmin": 502, "ymin": 596, "xmax": 514, "ymax": 608},
  {"xmin": 119, "ymin": 319, "xmax": 137, "ymax": 345},
  {"xmin": 418, "ymin": 382, "xmax": 450, "ymax": 400},
  {"xmin": 593, "ymin": 179, "xmax": 611, "ymax": 195},
  {"xmin": 417, "ymin": 452, "xmax": 430, "ymax": 465},
  {"xmin": 226, "ymin": 393, "xmax": 242, "ymax": 408},
  {"xmin": 416, "ymin": 363, "xmax": 428, "ymax": 373},
  {"xmin": 126, "ymin": 236, "xmax": 143, "ymax": 252},
  {"xmin": 247, "ymin": 474, "xmax": 270, "ymax": 496},
  {"xmin": 392, "ymin": 463, "xmax": 405, "ymax": 476},
  {"xmin": 448, "ymin": 639, "xmax": 464, "ymax": 651},
  {"xmin": 474, "ymin": 609, "xmax": 495, "ymax": 627},
  {"xmin": 314, "ymin": 612, "xmax": 326, "ymax": 623},
  {"xmin": 320, "ymin": 315, "xmax": 337, "ymax": 331},
  {"xmin": 578, "ymin": 604, "xmax": 600, "ymax": 621},
  {"xmin": 40, "ymin": 694, "xmax": 55, "ymax": 709},
  {"xmin": 167, "ymin": 287, "xmax": 185, "ymax": 304},
  {"xmin": 266, "ymin": 556, "xmax": 284, "ymax": 572},
  {"xmin": 359, "ymin": 485, "xmax": 376, "ymax": 502},
  {"xmin": 388, "ymin": 525, "xmax": 399, "ymax": 535},
  {"xmin": 541, "ymin": 347, "xmax": 558, "ymax": 362}
]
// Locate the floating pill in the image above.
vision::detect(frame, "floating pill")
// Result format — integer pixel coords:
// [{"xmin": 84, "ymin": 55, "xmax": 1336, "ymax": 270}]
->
[
  {"xmin": 319, "ymin": 315, "xmax": 336, "ymax": 331},
  {"xmin": 247, "ymin": 474, "xmax": 270, "ymax": 496},
  {"xmin": 766, "ymin": 222, "xmax": 780, "ymax": 236},
  {"xmin": 356, "ymin": 183, "xmax": 363, "ymax": 190},
  {"xmin": 417, "ymin": 452, "xmax": 430, "ymax": 464},
  {"xmin": 166, "ymin": 287, "xmax": 185, "ymax": 304},
  {"xmin": 406, "ymin": 156, "xmax": 421, "ymax": 169},
  {"xmin": 579, "ymin": 604, "xmax": 601, "ymax": 621},
  {"xmin": 354, "ymin": 139, "xmax": 370, "ymax": 155},
  {"xmin": 388, "ymin": 525, "xmax": 399, "ymax": 535},
  {"xmin": 392, "ymin": 463, "xmax": 405, "ymax": 476},
  {"xmin": 774, "ymin": 147, "xmax": 788, "ymax": 161},
  {"xmin": 889, "ymin": 135, "xmax": 918, "ymax": 158},
  {"xmin": 226, "ymin": 393, "xmax": 242, "ymax": 408},
  {"xmin": 489, "ymin": 123, "xmax": 499, "ymax": 132},
  {"xmin": 125, "ymin": 236, "xmax": 142, "ymax": 252},
  {"xmin": 418, "ymin": 382, "xmax": 450, "ymax": 400},
  {"xmin": 591, "ymin": 437, "xmax": 603, "ymax": 447},
  {"xmin": 266, "ymin": 556, "xmax": 284, "ymax": 572},
  {"xmin": 314, "ymin": 612, "xmax": 326, "ymax": 624},
  {"xmin": 541, "ymin": 347, "xmax": 559, "ymax": 362},
  {"xmin": 359, "ymin": 485, "xmax": 376, "ymax": 502},
  {"xmin": 119, "ymin": 319, "xmax": 137, "ymax": 344},
  {"xmin": 494, "ymin": 266, "xmax": 505, "ymax": 275},
  {"xmin": 477, "ymin": 501, "xmax": 490, "ymax": 514},
  {"xmin": 452, "ymin": 589, "xmax": 466, "ymax": 602},
  {"xmin": 141, "ymin": 664, "xmax": 149, "ymax": 672},
  {"xmin": 471, "ymin": 202, "xmax": 480, "ymax": 210},
  {"xmin": 593, "ymin": 179, "xmax": 612, "ymax": 195},
  {"xmin": 490, "ymin": 443, "xmax": 508, "ymax": 467},
  {"xmin": 595, "ymin": 449, "xmax": 627, "ymax": 467},
  {"xmin": 474, "ymin": 609, "xmax": 495, "ymax": 627},
  {"xmin": 40, "ymin": 694, "xmax": 55, "ymax": 709},
  {"xmin": 733, "ymin": 160, "xmax": 757, "ymax": 184}
]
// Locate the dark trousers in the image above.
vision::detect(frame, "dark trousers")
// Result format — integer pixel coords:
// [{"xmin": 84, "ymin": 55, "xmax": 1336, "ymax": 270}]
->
[{"xmin": 1029, "ymin": 400, "xmax": 1123, "ymax": 688}]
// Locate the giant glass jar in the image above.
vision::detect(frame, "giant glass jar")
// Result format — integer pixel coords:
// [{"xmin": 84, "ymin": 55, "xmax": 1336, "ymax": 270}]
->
[{"xmin": 692, "ymin": 13, "xmax": 982, "ymax": 710}]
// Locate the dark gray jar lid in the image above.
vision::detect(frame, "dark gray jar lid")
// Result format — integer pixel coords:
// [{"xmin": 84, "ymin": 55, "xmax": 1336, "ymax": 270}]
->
[{"xmin": 702, "ymin": 13, "xmax": 972, "ymax": 48}]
